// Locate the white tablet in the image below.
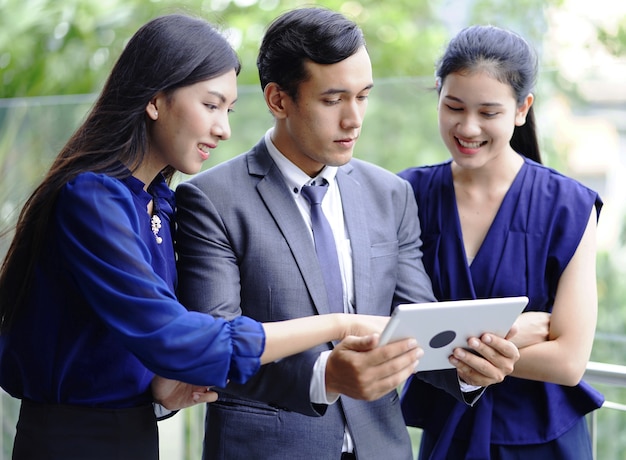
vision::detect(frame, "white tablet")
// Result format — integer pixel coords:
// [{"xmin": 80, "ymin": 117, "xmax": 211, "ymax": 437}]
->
[{"xmin": 379, "ymin": 296, "xmax": 528, "ymax": 371}]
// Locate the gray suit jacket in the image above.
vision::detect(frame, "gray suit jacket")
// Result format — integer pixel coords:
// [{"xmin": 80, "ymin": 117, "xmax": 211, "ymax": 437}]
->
[{"xmin": 175, "ymin": 139, "xmax": 460, "ymax": 460}]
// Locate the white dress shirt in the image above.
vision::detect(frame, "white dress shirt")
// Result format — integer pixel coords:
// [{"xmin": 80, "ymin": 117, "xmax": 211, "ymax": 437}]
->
[{"xmin": 264, "ymin": 129, "xmax": 356, "ymax": 453}]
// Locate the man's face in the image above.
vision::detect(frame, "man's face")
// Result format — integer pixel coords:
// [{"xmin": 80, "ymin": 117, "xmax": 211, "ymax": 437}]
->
[{"xmin": 272, "ymin": 46, "xmax": 373, "ymax": 177}]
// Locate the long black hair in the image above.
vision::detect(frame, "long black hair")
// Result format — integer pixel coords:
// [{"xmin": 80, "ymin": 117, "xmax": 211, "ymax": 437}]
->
[
  {"xmin": 0, "ymin": 14, "xmax": 241, "ymax": 332},
  {"xmin": 436, "ymin": 25, "xmax": 541, "ymax": 163}
]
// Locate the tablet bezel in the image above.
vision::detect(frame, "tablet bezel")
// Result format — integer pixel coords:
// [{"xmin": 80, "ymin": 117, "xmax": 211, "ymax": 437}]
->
[{"xmin": 379, "ymin": 296, "xmax": 529, "ymax": 372}]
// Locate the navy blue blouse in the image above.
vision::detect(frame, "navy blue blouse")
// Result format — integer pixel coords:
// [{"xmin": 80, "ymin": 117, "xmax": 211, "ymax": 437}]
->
[
  {"xmin": 398, "ymin": 158, "xmax": 604, "ymax": 456},
  {"xmin": 0, "ymin": 171, "xmax": 264, "ymax": 408}
]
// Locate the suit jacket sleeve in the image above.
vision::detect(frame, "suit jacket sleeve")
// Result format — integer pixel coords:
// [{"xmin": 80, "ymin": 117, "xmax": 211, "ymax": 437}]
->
[
  {"xmin": 175, "ymin": 179, "xmax": 326, "ymax": 416},
  {"xmin": 393, "ymin": 178, "xmax": 437, "ymax": 307},
  {"xmin": 393, "ymin": 180, "xmax": 469, "ymax": 402}
]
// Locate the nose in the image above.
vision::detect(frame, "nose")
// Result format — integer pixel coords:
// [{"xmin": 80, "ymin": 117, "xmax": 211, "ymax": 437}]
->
[
  {"xmin": 456, "ymin": 114, "xmax": 481, "ymax": 138},
  {"xmin": 340, "ymin": 99, "xmax": 365, "ymax": 130},
  {"xmin": 212, "ymin": 111, "xmax": 231, "ymax": 141}
]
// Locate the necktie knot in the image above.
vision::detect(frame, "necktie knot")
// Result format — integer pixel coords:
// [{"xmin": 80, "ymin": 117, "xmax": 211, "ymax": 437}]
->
[{"xmin": 301, "ymin": 183, "xmax": 328, "ymax": 206}]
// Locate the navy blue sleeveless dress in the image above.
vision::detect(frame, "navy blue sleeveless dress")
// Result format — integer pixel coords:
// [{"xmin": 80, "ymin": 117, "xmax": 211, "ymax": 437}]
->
[{"xmin": 398, "ymin": 158, "xmax": 604, "ymax": 460}]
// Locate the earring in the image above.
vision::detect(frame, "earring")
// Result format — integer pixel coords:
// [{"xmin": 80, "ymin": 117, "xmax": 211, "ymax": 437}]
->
[{"xmin": 154, "ymin": 110, "xmax": 158, "ymax": 119}]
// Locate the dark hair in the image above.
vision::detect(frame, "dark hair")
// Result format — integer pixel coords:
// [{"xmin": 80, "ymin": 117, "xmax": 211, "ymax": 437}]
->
[
  {"xmin": 0, "ymin": 14, "xmax": 241, "ymax": 332},
  {"xmin": 257, "ymin": 6, "xmax": 366, "ymax": 100},
  {"xmin": 436, "ymin": 25, "xmax": 541, "ymax": 163}
]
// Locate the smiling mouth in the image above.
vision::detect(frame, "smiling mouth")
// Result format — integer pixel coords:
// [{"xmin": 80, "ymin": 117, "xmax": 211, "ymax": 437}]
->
[
  {"xmin": 456, "ymin": 137, "xmax": 486, "ymax": 149},
  {"xmin": 198, "ymin": 143, "xmax": 212, "ymax": 154}
]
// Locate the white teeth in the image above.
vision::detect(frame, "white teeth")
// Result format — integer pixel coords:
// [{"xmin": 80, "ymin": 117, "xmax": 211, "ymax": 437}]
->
[
  {"xmin": 198, "ymin": 144, "xmax": 210, "ymax": 153},
  {"xmin": 457, "ymin": 138, "xmax": 482, "ymax": 149}
]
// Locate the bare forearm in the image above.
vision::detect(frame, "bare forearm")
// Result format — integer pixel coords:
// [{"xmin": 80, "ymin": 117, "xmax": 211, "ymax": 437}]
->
[
  {"xmin": 260, "ymin": 314, "xmax": 389, "ymax": 364},
  {"xmin": 511, "ymin": 340, "xmax": 592, "ymax": 386},
  {"xmin": 260, "ymin": 315, "xmax": 343, "ymax": 364}
]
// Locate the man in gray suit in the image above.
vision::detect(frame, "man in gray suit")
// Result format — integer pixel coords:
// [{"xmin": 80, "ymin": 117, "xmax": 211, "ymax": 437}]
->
[{"xmin": 175, "ymin": 7, "xmax": 519, "ymax": 460}]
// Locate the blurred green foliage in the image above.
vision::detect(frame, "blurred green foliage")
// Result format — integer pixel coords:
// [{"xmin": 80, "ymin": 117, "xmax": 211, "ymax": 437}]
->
[
  {"xmin": 597, "ymin": 16, "xmax": 626, "ymax": 56},
  {"xmin": 0, "ymin": 0, "xmax": 560, "ymax": 98}
]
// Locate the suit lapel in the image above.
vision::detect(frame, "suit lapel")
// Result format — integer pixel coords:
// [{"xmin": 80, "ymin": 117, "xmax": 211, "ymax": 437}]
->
[
  {"xmin": 336, "ymin": 167, "xmax": 372, "ymax": 315},
  {"xmin": 249, "ymin": 145, "xmax": 334, "ymax": 316}
]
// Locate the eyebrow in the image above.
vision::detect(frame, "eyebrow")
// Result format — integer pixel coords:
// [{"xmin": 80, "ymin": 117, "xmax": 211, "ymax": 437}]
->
[
  {"xmin": 443, "ymin": 95, "xmax": 503, "ymax": 107},
  {"xmin": 320, "ymin": 83, "xmax": 374, "ymax": 96},
  {"xmin": 207, "ymin": 90, "xmax": 238, "ymax": 105}
]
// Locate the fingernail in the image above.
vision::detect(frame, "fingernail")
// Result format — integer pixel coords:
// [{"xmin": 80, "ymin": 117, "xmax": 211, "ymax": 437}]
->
[{"xmin": 408, "ymin": 339, "xmax": 418, "ymax": 348}]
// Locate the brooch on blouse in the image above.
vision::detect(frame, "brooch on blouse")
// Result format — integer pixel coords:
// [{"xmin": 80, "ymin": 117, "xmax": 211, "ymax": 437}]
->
[{"xmin": 151, "ymin": 214, "xmax": 163, "ymax": 244}]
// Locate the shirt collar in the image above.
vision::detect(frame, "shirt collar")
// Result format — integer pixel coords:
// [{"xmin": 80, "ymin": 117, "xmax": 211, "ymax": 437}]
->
[{"xmin": 263, "ymin": 128, "xmax": 338, "ymax": 194}]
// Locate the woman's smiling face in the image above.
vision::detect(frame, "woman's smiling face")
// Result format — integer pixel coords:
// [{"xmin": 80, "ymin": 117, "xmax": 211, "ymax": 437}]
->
[
  {"xmin": 438, "ymin": 70, "xmax": 532, "ymax": 171},
  {"xmin": 148, "ymin": 69, "xmax": 238, "ymax": 176}
]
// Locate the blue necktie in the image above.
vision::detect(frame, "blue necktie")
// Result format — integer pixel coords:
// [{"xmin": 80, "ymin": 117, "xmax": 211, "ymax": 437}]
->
[{"xmin": 301, "ymin": 183, "xmax": 344, "ymax": 314}]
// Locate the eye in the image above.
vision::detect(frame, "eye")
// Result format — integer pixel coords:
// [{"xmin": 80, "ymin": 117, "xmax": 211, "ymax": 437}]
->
[
  {"xmin": 445, "ymin": 104, "xmax": 463, "ymax": 112},
  {"xmin": 324, "ymin": 99, "xmax": 341, "ymax": 106},
  {"xmin": 481, "ymin": 111, "xmax": 499, "ymax": 118},
  {"xmin": 204, "ymin": 103, "xmax": 219, "ymax": 111}
]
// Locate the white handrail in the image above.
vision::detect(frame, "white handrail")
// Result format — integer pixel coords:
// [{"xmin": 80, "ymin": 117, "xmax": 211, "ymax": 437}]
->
[
  {"xmin": 584, "ymin": 361, "xmax": 626, "ymax": 387},
  {"xmin": 583, "ymin": 361, "xmax": 626, "ymax": 460}
]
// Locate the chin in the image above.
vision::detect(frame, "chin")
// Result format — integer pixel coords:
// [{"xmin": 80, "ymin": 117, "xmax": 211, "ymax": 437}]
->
[
  {"xmin": 179, "ymin": 163, "xmax": 203, "ymax": 176},
  {"xmin": 331, "ymin": 152, "xmax": 354, "ymax": 167}
]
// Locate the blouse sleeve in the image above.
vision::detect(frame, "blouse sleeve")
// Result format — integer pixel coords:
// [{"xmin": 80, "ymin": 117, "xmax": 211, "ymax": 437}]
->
[{"xmin": 54, "ymin": 173, "xmax": 264, "ymax": 386}]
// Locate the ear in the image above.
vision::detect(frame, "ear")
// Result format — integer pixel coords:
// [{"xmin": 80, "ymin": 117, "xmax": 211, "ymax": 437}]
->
[
  {"xmin": 146, "ymin": 95, "xmax": 162, "ymax": 121},
  {"xmin": 264, "ymin": 82, "xmax": 288, "ymax": 119},
  {"xmin": 515, "ymin": 93, "xmax": 534, "ymax": 126}
]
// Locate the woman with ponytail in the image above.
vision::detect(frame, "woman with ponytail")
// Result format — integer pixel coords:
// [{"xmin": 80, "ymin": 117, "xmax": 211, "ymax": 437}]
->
[{"xmin": 399, "ymin": 25, "xmax": 604, "ymax": 459}]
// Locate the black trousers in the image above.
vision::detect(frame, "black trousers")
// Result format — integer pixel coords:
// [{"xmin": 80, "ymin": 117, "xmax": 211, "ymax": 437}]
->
[{"xmin": 12, "ymin": 400, "xmax": 158, "ymax": 460}]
